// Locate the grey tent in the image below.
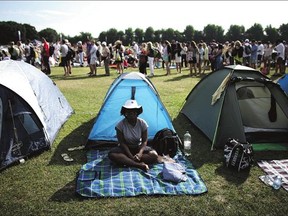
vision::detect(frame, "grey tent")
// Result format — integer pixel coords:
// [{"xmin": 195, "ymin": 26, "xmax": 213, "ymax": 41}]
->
[
  {"xmin": 0, "ymin": 60, "xmax": 73, "ymax": 169},
  {"xmin": 181, "ymin": 65, "xmax": 288, "ymax": 149}
]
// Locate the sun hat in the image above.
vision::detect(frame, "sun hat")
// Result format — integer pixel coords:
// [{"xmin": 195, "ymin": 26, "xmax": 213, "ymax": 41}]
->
[
  {"xmin": 102, "ymin": 41, "xmax": 107, "ymax": 46},
  {"xmin": 115, "ymin": 40, "xmax": 122, "ymax": 46},
  {"xmin": 120, "ymin": 99, "xmax": 143, "ymax": 115}
]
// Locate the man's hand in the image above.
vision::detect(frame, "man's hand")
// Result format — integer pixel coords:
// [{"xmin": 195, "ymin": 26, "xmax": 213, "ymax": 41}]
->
[{"xmin": 133, "ymin": 153, "xmax": 142, "ymax": 162}]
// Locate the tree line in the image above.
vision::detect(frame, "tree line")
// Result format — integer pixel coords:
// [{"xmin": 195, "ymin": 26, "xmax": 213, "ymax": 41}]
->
[{"xmin": 1, "ymin": 21, "xmax": 288, "ymax": 46}]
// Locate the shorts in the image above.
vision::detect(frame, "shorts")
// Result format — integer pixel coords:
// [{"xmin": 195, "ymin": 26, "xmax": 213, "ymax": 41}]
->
[
  {"xmin": 175, "ymin": 55, "xmax": 181, "ymax": 63},
  {"xmin": 163, "ymin": 55, "xmax": 170, "ymax": 63},
  {"xmin": 61, "ymin": 56, "xmax": 68, "ymax": 67},
  {"xmin": 276, "ymin": 57, "xmax": 285, "ymax": 65},
  {"xmin": 188, "ymin": 57, "xmax": 197, "ymax": 64},
  {"xmin": 90, "ymin": 57, "xmax": 97, "ymax": 65},
  {"xmin": 109, "ymin": 145, "xmax": 154, "ymax": 156},
  {"xmin": 250, "ymin": 56, "xmax": 257, "ymax": 64}
]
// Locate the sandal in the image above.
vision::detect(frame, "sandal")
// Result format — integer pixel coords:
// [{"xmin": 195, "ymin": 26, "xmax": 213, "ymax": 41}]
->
[
  {"xmin": 61, "ymin": 153, "xmax": 74, "ymax": 162},
  {"xmin": 67, "ymin": 145, "xmax": 85, "ymax": 151}
]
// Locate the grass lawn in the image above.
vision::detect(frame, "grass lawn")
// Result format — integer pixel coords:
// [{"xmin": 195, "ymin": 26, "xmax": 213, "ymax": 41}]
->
[{"xmin": 0, "ymin": 65, "xmax": 287, "ymax": 216}]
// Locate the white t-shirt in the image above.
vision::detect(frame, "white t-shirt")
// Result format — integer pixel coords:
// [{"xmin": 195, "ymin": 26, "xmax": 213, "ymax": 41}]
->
[
  {"xmin": 90, "ymin": 44, "xmax": 98, "ymax": 60},
  {"xmin": 116, "ymin": 117, "xmax": 148, "ymax": 148},
  {"xmin": 60, "ymin": 44, "xmax": 68, "ymax": 57},
  {"xmin": 133, "ymin": 43, "xmax": 139, "ymax": 55},
  {"xmin": 257, "ymin": 43, "xmax": 264, "ymax": 55},
  {"xmin": 243, "ymin": 43, "xmax": 251, "ymax": 57},
  {"xmin": 275, "ymin": 42, "xmax": 285, "ymax": 59}
]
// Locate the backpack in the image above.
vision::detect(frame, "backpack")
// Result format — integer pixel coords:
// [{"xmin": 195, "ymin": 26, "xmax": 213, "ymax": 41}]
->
[
  {"xmin": 224, "ymin": 138, "xmax": 254, "ymax": 172},
  {"xmin": 152, "ymin": 128, "xmax": 179, "ymax": 157},
  {"xmin": 30, "ymin": 46, "xmax": 36, "ymax": 58},
  {"xmin": 66, "ymin": 46, "xmax": 75, "ymax": 60},
  {"xmin": 96, "ymin": 49, "xmax": 100, "ymax": 58},
  {"xmin": 139, "ymin": 53, "xmax": 148, "ymax": 63},
  {"xmin": 49, "ymin": 46, "xmax": 55, "ymax": 57},
  {"xmin": 244, "ymin": 45, "xmax": 251, "ymax": 55},
  {"xmin": 153, "ymin": 48, "xmax": 162, "ymax": 59}
]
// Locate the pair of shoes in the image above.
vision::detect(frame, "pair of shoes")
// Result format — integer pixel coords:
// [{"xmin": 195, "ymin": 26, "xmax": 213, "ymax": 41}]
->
[
  {"xmin": 87, "ymin": 72, "xmax": 92, "ymax": 75},
  {"xmin": 61, "ymin": 153, "xmax": 74, "ymax": 162},
  {"xmin": 68, "ymin": 145, "xmax": 85, "ymax": 151},
  {"xmin": 89, "ymin": 74, "xmax": 96, "ymax": 77}
]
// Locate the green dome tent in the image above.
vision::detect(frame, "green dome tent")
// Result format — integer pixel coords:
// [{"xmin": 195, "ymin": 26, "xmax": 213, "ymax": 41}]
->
[{"xmin": 181, "ymin": 65, "xmax": 288, "ymax": 150}]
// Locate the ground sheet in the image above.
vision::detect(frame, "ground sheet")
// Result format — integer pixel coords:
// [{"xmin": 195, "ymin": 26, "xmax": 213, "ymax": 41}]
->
[
  {"xmin": 258, "ymin": 159, "xmax": 288, "ymax": 191},
  {"xmin": 76, "ymin": 150, "xmax": 207, "ymax": 198}
]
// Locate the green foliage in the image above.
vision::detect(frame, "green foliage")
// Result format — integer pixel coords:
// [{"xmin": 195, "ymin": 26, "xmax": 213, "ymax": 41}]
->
[
  {"xmin": 0, "ymin": 66, "xmax": 287, "ymax": 216},
  {"xmin": 23, "ymin": 23, "xmax": 39, "ymax": 41},
  {"xmin": 0, "ymin": 21, "xmax": 26, "ymax": 44},
  {"xmin": 203, "ymin": 24, "xmax": 225, "ymax": 43},
  {"xmin": 265, "ymin": 25, "xmax": 280, "ymax": 43},
  {"xmin": 134, "ymin": 28, "xmax": 144, "ymax": 44},
  {"xmin": 279, "ymin": 23, "xmax": 288, "ymax": 40},
  {"xmin": 245, "ymin": 23, "xmax": 264, "ymax": 41},
  {"xmin": 69, "ymin": 32, "xmax": 93, "ymax": 44},
  {"xmin": 226, "ymin": 25, "xmax": 245, "ymax": 42},
  {"xmin": 2, "ymin": 20, "xmax": 288, "ymax": 46},
  {"xmin": 144, "ymin": 26, "xmax": 155, "ymax": 43},
  {"xmin": 183, "ymin": 25, "xmax": 195, "ymax": 42},
  {"xmin": 38, "ymin": 28, "xmax": 58, "ymax": 43}
]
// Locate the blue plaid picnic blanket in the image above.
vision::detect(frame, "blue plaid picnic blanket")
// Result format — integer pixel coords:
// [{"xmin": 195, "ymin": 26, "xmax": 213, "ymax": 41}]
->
[{"xmin": 76, "ymin": 150, "xmax": 207, "ymax": 198}]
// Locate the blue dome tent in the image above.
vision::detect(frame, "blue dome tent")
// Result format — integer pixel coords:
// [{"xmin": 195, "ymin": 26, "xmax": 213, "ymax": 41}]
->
[
  {"xmin": 86, "ymin": 72, "xmax": 175, "ymax": 148},
  {"xmin": 277, "ymin": 74, "xmax": 288, "ymax": 95}
]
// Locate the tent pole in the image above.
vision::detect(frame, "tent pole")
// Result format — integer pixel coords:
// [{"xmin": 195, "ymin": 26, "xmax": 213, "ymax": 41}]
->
[{"xmin": 8, "ymin": 99, "xmax": 22, "ymax": 155}]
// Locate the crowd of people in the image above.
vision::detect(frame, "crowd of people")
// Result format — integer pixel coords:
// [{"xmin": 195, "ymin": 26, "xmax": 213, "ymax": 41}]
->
[{"xmin": 1, "ymin": 37, "xmax": 287, "ymax": 77}]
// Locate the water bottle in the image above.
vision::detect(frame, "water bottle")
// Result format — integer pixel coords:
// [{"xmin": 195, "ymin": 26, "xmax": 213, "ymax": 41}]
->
[
  {"xmin": 272, "ymin": 175, "xmax": 282, "ymax": 190},
  {"xmin": 183, "ymin": 131, "xmax": 191, "ymax": 156}
]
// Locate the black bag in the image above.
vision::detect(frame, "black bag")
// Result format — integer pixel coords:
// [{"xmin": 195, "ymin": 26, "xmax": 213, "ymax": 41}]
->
[
  {"xmin": 49, "ymin": 45, "xmax": 55, "ymax": 57},
  {"xmin": 152, "ymin": 128, "xmax": 179, "ymax": 157},
  {"xmin": 30, "ymin": 46, "xmax": 36, "ymax": 58},
  {"xmin": 244, "ymin": 45, "xmax": 251, "ymax": 55},
  {"xmin": 224, "ymin": 138, "xmax": 254, "ymax": 172},
  {"xmin": 67, "ymin": 46, "xmax": 75, "ymax": 60}
]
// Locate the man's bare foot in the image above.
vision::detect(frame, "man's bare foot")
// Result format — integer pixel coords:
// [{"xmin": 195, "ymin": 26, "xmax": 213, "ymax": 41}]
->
[
  {"xmin": 138, "ymin": 162, "xmax": 149, "ymax": 172},
  {"xmin": 157, "ymin": 155, "xmax": 175, "ymax": 163}
]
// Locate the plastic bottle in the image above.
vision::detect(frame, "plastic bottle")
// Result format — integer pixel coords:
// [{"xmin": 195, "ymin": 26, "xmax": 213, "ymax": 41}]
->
[
  {"xmin": 262, "ymin": 175, "xmax": 273, "ymax": 186},
  {"xmin": 183, "ymin": 131, "xmax": 191, "ymax": 156},
  {"xmin": 272, "ymin": 175, "xmax": 282, "ymax": 190}
]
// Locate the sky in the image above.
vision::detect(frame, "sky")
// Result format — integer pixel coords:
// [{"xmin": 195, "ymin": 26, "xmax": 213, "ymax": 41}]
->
[{"xmin": 1, "ymin": 1, "xmax": 288, "ymax": 38}]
